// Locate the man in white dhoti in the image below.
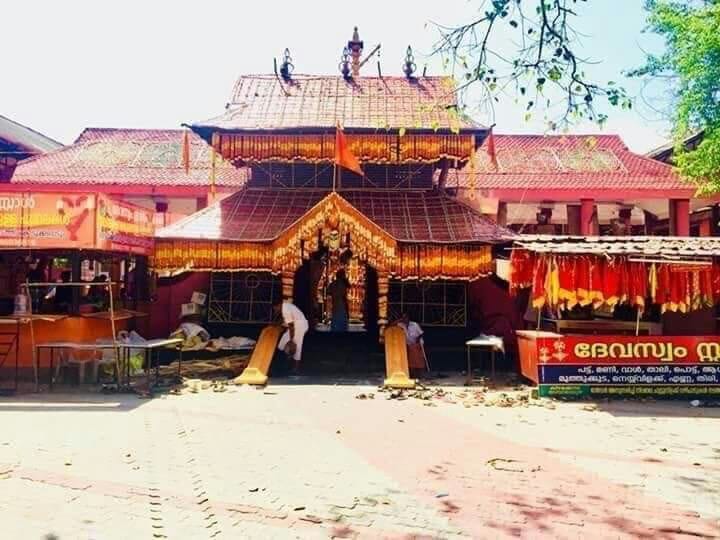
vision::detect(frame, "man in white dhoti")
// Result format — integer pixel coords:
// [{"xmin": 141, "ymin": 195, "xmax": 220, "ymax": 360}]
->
[{"xmin": 275, "ymin": 299, "xmax": 309, "ymax": 374}]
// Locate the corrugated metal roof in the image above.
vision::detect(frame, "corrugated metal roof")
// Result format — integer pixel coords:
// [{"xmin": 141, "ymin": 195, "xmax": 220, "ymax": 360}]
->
[
  {"xmin": 158, "ymin": 188, "xmax": 513, "ymax": 244},
  {"xmin": 190, "ymin": 75, "xmax": 484, "ymax": 133}
]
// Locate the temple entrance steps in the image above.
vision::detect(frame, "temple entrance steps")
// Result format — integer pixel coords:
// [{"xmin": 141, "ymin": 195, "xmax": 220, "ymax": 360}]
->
[
  {"xmin": 234, "ymin": 324, "xmax": 415, "ymax": 388},
  {"xmin": 234, "ymin": 325, "xmax": 283, "ymax": 385},
  {"xmin": 382, "ymin": 325, "xmax": 415, "ymax": 389}
]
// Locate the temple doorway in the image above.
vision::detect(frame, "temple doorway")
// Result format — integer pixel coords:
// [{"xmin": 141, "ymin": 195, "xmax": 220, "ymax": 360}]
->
[{"xmin": 292, "ymin": 247, "xmax": 381, "ymax": 374}]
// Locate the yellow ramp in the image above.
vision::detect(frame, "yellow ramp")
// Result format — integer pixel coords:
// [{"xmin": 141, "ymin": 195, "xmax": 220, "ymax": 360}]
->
[
  {"xmin": 235, "ymin": 325, "xmax": 283, "ymax": 386},
  {"xmin": 383, "ymin": 325, "xmax": 416, "ymax": 389}
]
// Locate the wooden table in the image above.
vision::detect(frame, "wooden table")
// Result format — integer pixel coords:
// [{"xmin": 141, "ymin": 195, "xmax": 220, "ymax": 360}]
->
[
  {"xmin": 465, "ymin": 335, "xmax": 504, "ymax": 385},
  {"xmin": 542, "ymin": 318, "xmax": 662, "ymax": 336}
]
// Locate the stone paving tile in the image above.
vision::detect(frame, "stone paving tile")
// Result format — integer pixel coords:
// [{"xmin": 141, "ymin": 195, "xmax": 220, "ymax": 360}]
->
[{"xmin": 1, "ymin": 387, "xmax": 719, "ymax": 538}]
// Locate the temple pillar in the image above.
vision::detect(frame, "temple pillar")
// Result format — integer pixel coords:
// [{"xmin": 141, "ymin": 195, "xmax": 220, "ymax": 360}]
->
[
  {"xmin": 580, "ymin": 198, "xmax": 598, "ymax": 236},
  {"xmin": 644, "ymin": 210, "xmax": 659, "ymax": 235},
  {"xmin": 496, "ymin": 201, "xmax": 507, "ymax": 227},
  {"xmin": 712, "ymin": 204, "xmax": 720, "ymax": 236},
  {"xmin": 566, "ymin": 204, "xmax": 581, "ymax": 235},
  {"xmin": 377, "ymin": 273, "xmax": 389, "ymax": 344},
  {"xmin": 670, "ymin": 198, "xmax": 690, "ymax": 236}
]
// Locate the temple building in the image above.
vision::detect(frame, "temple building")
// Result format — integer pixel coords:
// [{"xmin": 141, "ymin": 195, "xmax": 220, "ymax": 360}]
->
[
  {"xmin": 9, "ymin": 128, "xmax": 247, "ymax": 225},
  {"xmin": 450, "ymin": 133, "xmax": 716, "ymax": 236},
  {"xmin": 153, "ymin": 34, "xmax": 513, "ymax": 364}
]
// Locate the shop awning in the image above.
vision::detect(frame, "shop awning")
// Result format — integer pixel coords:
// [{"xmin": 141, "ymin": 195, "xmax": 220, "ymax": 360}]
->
[{"xmin": 514, "ymin": 235, "xmax": 720, "ymax": 260}]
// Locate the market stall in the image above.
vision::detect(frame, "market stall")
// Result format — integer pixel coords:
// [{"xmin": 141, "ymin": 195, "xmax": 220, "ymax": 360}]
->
[
  {"xmin": 0, "ymin": 191, "xmax": 155, "ymax": 389},
  {"xmin": 509, "ymin": 236, "xmax": 720, "ymax": 398}
]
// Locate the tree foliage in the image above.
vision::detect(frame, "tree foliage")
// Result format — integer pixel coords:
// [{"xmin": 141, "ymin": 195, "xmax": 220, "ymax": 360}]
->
[
  {"xmin": 432, "ymin": 0, "xmax": 631, "ymax": 129},
  {"xmin": 632, "ymin": 0, "xmax": 720, "ymax": 194}
]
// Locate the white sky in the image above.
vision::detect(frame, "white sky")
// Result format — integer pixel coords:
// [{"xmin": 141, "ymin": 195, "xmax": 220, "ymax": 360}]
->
[{"xmin": 2, "ymin": 0, "xmax": 671, "ymax": 153}]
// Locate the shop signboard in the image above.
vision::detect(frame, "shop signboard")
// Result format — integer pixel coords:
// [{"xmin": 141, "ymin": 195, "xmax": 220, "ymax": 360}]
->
[
  {"xmin": 535, "ymin": 335, "xmax": 720, "ymax": 398},
  {"xmin": 96, "ymin": 195, "xmax": 154, "ymax": 255},
  {"xmin": 0, "ymin": 192, "xmax": 95, "ymax": 249}
]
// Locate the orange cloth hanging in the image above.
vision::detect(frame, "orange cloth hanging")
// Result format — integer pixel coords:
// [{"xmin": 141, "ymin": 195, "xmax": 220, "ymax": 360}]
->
[{"xmin": 335, "ymin": 124, "xmax": 364, "ymax": 176}]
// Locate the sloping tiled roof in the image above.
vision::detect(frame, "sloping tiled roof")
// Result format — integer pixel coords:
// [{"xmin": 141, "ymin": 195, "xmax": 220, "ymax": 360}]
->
[
  {"xmin": 0, "ymin": 114, "xmax": 63, "ymax": 154},
  {"xmin": 449, "ymin": 134, "xmax": 692, "ymax": 193},
  {"xmin": 646, "ymin": 131, "xmax": 705, "ymax": 164},
  {"xmin": 158, "ymin": 188, "xmax": 512, "ymax": 244},
  {"xmin": 516, "ymin": 235, "xmax": 720, "ymax": 258},
  {"xmin": 10, "ymin": 128, "xmax": 248, "ymax": 188},
  {"xmin": 189, "ymin": 75, "xmax": 484, "ymax": 134}
]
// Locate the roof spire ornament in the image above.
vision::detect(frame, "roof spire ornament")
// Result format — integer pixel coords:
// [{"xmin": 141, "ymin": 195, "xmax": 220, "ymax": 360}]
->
[
  {"xmin": 347, "ymin": 26, "xmax": 364, "ymax": 78},
  {"xmin": 279, "ymin": 48, "xmax": 294, "ymax": 81},
  {"xmin": 339, "ymin": 47, "xmax": 352, "ymax": 80},
  {"xmin": 403, "ymin": 46, "xmax": 416, "ymax": 79}
]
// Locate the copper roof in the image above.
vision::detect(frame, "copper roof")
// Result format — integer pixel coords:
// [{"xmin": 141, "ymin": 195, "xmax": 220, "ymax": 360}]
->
[
  {"xmin": 449, "ymin": 134, "xmax": 693, "ymax": 193},
  {"xmin": 157, "ymin": 188, "xmax": 512, "ymax": 244},
  {"xmin": 189, "ymin": 75, "xmax": 484, "ymax": 135},
  {"xmin": 515, "ymin": 235, "xmax": 720, "ymax": 258},
  {"xmin": 10, "ymin": 128, "xmax": 248, "ymax": 188}
]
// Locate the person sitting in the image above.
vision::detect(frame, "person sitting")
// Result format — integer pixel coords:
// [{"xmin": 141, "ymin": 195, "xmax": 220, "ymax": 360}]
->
[
  {"xmin": 274, "ymin": 298, "xmax": 309, "ymax": 375},
  {"xmin": 396, "ymin": 313, "xmax": 427, "ymax": 377}
]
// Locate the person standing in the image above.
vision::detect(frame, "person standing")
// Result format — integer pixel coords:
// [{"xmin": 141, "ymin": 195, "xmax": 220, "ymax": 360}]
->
[
  {"xmin": 328, "ymin": 269, "xmax": 350, "ymax": 332},
  {"xmin": 274, "ymin": 298, "xmax": 309, "ymax": 375},
  {"xmin": 396, "ymin": 313, "xmax": 427, "ymax": 376}
]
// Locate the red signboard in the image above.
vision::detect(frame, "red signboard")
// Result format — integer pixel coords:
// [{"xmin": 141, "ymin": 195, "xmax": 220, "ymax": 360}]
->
[{"xmin": 536, "ymin": 335, "xmax": 720, "ymax": 365}]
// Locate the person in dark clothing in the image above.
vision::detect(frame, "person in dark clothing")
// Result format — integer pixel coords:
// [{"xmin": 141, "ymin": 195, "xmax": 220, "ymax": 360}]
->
[
  {"xmin": 53, "ymin": 271, "xmax": 73, "ymax": 313},
  {"xmin": 328, "ymin": 269, "xmax": 350, "ymax": 332},
  {"xmin": 26, "ymin": 258, "xmax": 48, "ymax": 313}
]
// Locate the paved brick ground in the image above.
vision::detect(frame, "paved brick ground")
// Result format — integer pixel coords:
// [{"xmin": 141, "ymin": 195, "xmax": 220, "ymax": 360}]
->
[{"xmin": 0, "ymin": 382, "xmax": 719, "ymax": 539}]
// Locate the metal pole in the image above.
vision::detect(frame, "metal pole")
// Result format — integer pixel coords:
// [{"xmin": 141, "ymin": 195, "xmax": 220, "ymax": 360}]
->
[{"xmin": 107, "ymin": 282, "xmax": 120, "ymax": 388}]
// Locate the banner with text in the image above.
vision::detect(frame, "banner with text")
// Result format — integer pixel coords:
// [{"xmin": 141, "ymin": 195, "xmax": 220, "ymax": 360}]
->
[{"xmin": 0, "ymin": 192, "xmax": 95, "ymax": 249}]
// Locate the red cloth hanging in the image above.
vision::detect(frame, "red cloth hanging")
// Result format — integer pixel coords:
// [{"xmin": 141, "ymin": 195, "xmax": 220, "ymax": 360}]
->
[
  {"xmin": 509, "ymin": 249, "xmax": 534, "ymax": 293},
  {"xmin": 576, "ymin": 257, "xmax": 591, "ymax": 306},
  {"xmin": 558, "ymin": 256, "xmax": 577, "ymax": 310},
  {"xmin": 590, "ymin": 257, "xmax": 604, "ymax": 308},
  {"xmin": 531, "ymin": 256, "xmax": 548, "ymax": 308},
  {"xmin": 602, "ymin": 258, "xmax": 621, "ymax": 307}
]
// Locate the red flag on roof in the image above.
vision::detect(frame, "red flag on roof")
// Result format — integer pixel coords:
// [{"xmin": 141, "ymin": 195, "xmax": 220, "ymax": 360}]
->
[
  {"xmin": 334, "ymin": 124, "xmax": 364, "ymax": 176},
  {"xmin": 486, "ymin": 129, "xmax": 498, "ymax": 169},
  {"xmin": 182, "ymin": 130, "xmax": 191, "ymax": 174}
]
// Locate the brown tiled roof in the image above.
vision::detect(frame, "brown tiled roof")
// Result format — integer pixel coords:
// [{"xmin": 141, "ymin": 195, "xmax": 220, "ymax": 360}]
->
[
  {"xmin": 449, "ymin": 134, "xmax": 693, "ymax": 193},
  {"xmin": 189, "ymin": 75, "xmax": 484, "ymax": 134},
  {"xmin": 516, "ymin": 235, "xmax": 720, "ymax": 258},
  {"xmin": 157, "ymin": 188, "xmax": 512, "ymax": 244},
  {"xmin": 11, "ymin": 128, "xmax": 248, "ymax": 188}
]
